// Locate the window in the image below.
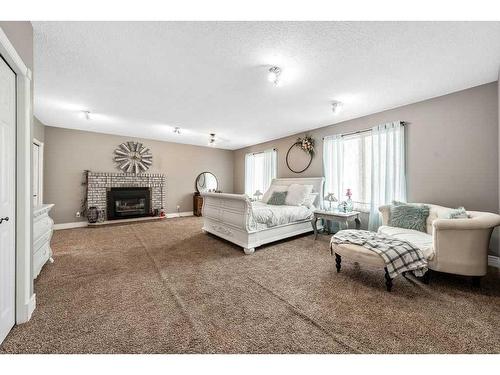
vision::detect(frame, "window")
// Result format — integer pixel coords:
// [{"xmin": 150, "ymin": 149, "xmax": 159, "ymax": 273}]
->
[
  {"xmin": 323, "ymin": 132, "xmax": 372, "ymax": 212},
  {"xmin": 323, "ymin": 121, "xmax": 406, "ymax": 224},
  {"xmin": 342, "ymin": 133, "xmax": 372, "ymax": 212},
  {"xmin": 245, "ymin": 149, "xmax": 277, "ymax": 197}
]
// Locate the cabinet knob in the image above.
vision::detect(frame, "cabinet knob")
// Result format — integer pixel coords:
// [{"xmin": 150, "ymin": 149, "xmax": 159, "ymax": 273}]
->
[{"xmin": 0, "ymin": 217, "xmax": 9, "ymax": 224}]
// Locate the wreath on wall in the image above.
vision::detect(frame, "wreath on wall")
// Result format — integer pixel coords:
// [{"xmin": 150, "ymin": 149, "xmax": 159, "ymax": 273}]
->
[{"xmin": 286, "ymin": 135, "xmax": 315, "ymax": 173}]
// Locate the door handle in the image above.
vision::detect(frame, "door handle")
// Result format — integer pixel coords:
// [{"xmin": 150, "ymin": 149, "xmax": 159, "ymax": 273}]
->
[{"xmin": 0, "ymin": 217, "xmax": 9, "ymax": 224}]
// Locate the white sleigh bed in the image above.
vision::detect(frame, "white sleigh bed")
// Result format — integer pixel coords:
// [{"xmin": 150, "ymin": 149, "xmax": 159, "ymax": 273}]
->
[{"xmin": 201, "ymin": 177, "xmax": 324, "ymax": 254}]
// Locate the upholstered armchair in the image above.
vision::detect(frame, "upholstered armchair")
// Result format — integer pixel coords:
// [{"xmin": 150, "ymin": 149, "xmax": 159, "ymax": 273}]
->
[{"xmin": 378, "ymin": 204, "xmax": 500, "ymax": 284}]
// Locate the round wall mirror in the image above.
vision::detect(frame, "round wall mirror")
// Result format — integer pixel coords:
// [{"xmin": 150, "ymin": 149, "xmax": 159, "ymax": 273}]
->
[{"xmin": 195, "ymin": 172, "xmax": 218, "ymax": 193}]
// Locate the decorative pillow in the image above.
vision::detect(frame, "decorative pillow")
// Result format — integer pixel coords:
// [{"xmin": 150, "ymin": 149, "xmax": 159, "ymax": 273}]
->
[
  {"xmin": 448, "ymin": 207, "xmax": 469, "ymax": 219},
  {"xmin": 267, "ymin": 191, "xmax": 288, "ymax": 206},
  {"xmin": 285, "ymin": 184, "xmax": 314, "ymax": 206},
  {"xmin": 389, "ymin": 202, "xmax": 430, "ymax": 233},
  {"xmin": 302, "ymin": 193, "xmax": 318, "ymax": 209},
  {"xmin": 262, "ymin": 185, "xmax": 288, "ymax": 203}
]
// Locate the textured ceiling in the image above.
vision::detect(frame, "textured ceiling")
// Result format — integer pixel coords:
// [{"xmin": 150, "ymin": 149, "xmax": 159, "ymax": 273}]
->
[{"xmin": 33, "ymin": 21, "xmax": 500, "ymax": 149}]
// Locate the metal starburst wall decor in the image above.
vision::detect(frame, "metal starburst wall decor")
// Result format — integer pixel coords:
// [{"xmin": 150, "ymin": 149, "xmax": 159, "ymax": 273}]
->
[{"xmin": 114, "ymin": 141, "xmax": 153, "ymax": 174}]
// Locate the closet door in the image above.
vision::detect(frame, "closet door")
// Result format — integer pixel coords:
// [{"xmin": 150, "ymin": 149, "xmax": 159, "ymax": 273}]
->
[{"xmin": 0, "ymin": 55, "xmax": 16, "ymax": 344}]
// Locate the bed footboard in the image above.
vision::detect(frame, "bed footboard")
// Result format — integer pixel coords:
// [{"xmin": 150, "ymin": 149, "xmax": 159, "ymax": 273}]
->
[{"xmin": 201, "ymin": 193, "xmax": 257, "ymax": 252}]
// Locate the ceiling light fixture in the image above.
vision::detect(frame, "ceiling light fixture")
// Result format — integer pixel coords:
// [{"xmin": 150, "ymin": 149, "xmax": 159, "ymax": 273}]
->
[
  {"xmin": 331, "ymin": 101, "xmax": 343, "ymax": 114},
  {"xmin": 173, "ymin": 127, "xmax": 181, "ymax": 134},
  {"xmin": 268, "ymin": 66, "xmax": 282, "ymax": 86},
  {"xmin": 82, "ymin": 110, "xmax": 92, "ymax": 120},
  {"xmin": 208, "ymin": 133, "xmax": 216, "ymax": 147}
]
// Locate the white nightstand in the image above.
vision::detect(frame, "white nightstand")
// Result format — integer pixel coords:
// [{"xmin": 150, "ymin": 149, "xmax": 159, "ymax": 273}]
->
[{"xmin": 311, "ymin": 209, "xmax": 361, "ymax": 240}]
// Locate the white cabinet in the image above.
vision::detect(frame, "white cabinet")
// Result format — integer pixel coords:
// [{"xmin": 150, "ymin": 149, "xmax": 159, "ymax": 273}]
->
[{"xmin": 33, "ymin": 204, "xmax": 54, "ymax": 279}]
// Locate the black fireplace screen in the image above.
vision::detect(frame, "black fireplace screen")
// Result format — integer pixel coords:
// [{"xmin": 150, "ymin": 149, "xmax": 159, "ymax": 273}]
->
[
  {"xmin": 115, "ymin": 198, "xmax": 146, "ymax": 214},
  {"xmin": 107, "ymin": 187, "xmax": 151, "ymax": 220}
]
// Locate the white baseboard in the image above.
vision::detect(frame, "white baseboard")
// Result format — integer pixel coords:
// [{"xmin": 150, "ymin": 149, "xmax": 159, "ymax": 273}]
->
[
  {"xmin": 54, "ymin": 212, "xmax": 194, "ymax": 229},
  {"xmin": 166, "ymin": 211, "xmax": 193, "ymax": 218},
  {"xmin": 54, "ymin": 221, "xmax": 88, "ymax": 230},
  {"xmin": 16, "ymin": 293, "xmax": 36, "ymax": 324},
  {"xmin": 488, "ymin": 255, "xmax": 500, "ymax": 268}
]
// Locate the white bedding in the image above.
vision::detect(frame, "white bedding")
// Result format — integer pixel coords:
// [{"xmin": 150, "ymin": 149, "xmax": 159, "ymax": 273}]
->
[{"xmin": 250, "ymin": 201, "xmax": 314, "ymax": 229}]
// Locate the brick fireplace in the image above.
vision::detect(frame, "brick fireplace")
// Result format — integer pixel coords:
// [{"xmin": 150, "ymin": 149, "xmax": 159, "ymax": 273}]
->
[{"xmin": 86, "ymin": 171, "xmax": 165, "ymax": 220}]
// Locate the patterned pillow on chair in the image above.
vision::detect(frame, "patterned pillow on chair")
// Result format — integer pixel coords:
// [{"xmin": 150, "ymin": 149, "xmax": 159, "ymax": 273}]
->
[{"xmin": 389, "ymin": 201, "xmax": 430, "ymax": 232}]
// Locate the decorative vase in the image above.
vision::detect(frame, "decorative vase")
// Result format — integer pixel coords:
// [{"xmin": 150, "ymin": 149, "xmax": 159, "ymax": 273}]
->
[
  {"xmin": 346, "ymin": 197, "xmax": 353, "ymax": 212},
  {"xmin": 87, "ymin": 206, "xmax": 98, "ymax": 223},
  {"xmin": 338, "ymin": 201, "xmax": 347, "ymax": 213},
  {"xmin": 97, "ymin": 209, "xmax": 106, "ymax": 222}
]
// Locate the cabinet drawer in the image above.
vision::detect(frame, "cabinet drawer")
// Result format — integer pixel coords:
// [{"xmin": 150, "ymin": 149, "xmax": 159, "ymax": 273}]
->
[
  {"xmin": 34, "ymin": 230, "xmax": 52, "ymax": 252},
  {"xmin": 34, "ymin": 216, "xmax": 53, "ymax": 239},
  {"xmin": 33, "ymin": 242, "xmax": 50, "ymax": 278}
]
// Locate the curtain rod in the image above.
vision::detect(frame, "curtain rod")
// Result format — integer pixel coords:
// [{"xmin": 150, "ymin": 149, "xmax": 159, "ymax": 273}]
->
[
  {"xmin": 249, "ymin": 148, "xmax": 277, "ymax": 156},
  {"xmin": 322, "ymin": 121, "xmax": 408, "ymax": 140}
]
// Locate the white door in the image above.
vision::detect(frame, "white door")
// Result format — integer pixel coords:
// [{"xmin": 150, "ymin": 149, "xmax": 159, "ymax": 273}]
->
[{"xmin": 0, "ymin": 55, "xmax": 16, "ymax": 344}]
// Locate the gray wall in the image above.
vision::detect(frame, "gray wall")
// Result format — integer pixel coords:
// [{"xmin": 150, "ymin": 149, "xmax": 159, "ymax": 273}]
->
[
  {"xmin": 33, "ymin": 116, "xmax": 45, "ymax": 142},
  {"xmin": 43, "ymin": 127, "xmax": 234, "ymax": 224},
  {"xmin": 0, "ymin": 22, "xmax": 33, "ymax": 70},
  {"xmin": 234, "ymin": 82, "xmax": 499, "ymax": 255}
]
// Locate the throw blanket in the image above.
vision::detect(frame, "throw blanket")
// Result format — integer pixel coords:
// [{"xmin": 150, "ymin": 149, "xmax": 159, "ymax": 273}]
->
[{"xmin": 331, "ymin": 230, "xmax": 428, "ymax": 278}]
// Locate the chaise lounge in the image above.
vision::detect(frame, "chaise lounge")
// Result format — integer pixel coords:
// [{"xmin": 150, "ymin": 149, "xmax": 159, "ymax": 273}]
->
[{"xmin": 331, "ymin": 203, "xmax": 500, "ymax": 291}]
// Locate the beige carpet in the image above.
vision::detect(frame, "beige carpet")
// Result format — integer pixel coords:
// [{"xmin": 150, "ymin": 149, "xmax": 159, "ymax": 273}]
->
[{"xmin": 1, "ymin": 216, "xmax": 499, "ymax": 353}]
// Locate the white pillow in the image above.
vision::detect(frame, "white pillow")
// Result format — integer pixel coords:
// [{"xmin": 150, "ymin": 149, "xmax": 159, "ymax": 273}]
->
[
  {"xmin": 285, "ymin": 184, "xmax": 314, "ymax": 206},
  {"xmin": 262, "ymin": 185, "xmax": 288, "ymax": 203},
  {"xmin": 302, "ymin": 193, "xmax": 318, "ymax": 209}
]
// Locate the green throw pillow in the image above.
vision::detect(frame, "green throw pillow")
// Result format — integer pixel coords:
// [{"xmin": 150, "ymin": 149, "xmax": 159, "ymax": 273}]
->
[
  {"xmin": 267, "ymin": 191, "xmax": 288, "ymax": 205},
  {"xmin": 389, "ymin": 202, "xmax": 430, "ymax": 232}
]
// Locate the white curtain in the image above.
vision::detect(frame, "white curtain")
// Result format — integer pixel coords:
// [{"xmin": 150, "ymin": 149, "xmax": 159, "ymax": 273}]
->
[
  {"xmin": 368, "ymin": 121, "xmax": 407, "ymax": 231},
  {"xmin": 245, "ymin": 149, "xmax": 277, "ymax": 197},
  {"xmin": 323, "ymin": 134, "xmax": 344, "ymax": 209}
]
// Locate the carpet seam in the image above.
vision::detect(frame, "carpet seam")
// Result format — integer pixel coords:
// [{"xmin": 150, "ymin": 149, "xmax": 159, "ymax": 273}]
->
[
  {"xmin": 130, "ymin": 225, "xmax": 212, "ymax": 351},
  {"xmin": 246, "ymin": 276, "xmax": 365, "ymax": 354}
]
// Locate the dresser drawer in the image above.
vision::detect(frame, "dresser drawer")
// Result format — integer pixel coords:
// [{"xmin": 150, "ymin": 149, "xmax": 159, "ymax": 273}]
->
[
  {"xmin": 33, "ymin": 242, "xmax": 50, "ymax": 278},
  {"xmin": 34, "ymin": 215, "xmax": 53, "ymax": 239},
  {"xmin": 34, "ymin": 230, "xmax": 52, "ymax": 252}
]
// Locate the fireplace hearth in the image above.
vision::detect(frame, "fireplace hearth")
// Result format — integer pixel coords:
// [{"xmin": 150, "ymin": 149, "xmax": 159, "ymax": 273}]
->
[{"xmin": 107, "ymin": 187, "xmax": 152, "ymax": 220}]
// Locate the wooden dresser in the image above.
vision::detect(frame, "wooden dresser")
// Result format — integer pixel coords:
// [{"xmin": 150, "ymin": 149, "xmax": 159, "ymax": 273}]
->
[
  {"xmin": 33, "ymin": 204, "xmax": 55, "ymax": 278},
  {"xmin": 193, "ymin": 193, "xmax": 203, "ymax": 216}
]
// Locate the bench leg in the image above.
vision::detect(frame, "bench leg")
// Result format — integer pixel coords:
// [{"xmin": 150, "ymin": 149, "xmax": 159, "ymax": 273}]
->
[
  {"xmin": 422, "ymin": 269, "xmax": 432, "ymax": 285},
  {"xmin": 472, "ymin": 276, "xmax": 481, "ymax": 288},
  {"xmin": 335, "ymin": 253, "xmax": 341, "ymax": 273},
  {"xmin": 384, "ymin": 267, "xmax": 393, "ymax": 292}
]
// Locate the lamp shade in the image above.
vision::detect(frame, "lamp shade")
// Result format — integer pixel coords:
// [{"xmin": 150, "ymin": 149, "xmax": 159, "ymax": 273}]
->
[
  {"xmin": 324, "ymin": 193, "xmax": 337, "ymax": 202},
  {"xmin": 254, "ymin": 190, "xmax": 263, "ymax": 197}
]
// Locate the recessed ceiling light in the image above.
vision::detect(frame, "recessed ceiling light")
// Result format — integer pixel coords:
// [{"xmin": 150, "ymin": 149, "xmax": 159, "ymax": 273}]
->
[
  {"xmin": 331, "ymin": 101, "xmax": 343, "ymax": 114},
  {"xmin": 173, "ymin": 127, "xmax": 181, "ymax": 134},
  {"xmin": 268, "ymin": 66, "xmax": 282, "ymax": 86}
]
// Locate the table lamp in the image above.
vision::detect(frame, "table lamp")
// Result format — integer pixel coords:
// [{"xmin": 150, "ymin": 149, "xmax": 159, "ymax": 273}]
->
[
  {"xmin": 324, "ymin": 192, "xmax": 338, "ymax": 211},
  {"xmin": 254, "ymin": 190, "xmax": 263, "ymax": 201}
]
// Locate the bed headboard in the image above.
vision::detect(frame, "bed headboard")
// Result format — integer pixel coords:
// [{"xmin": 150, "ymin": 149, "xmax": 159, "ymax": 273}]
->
[{"xmin": 270, "ymin": 177, "xmax": 325, "ymax": 209}]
